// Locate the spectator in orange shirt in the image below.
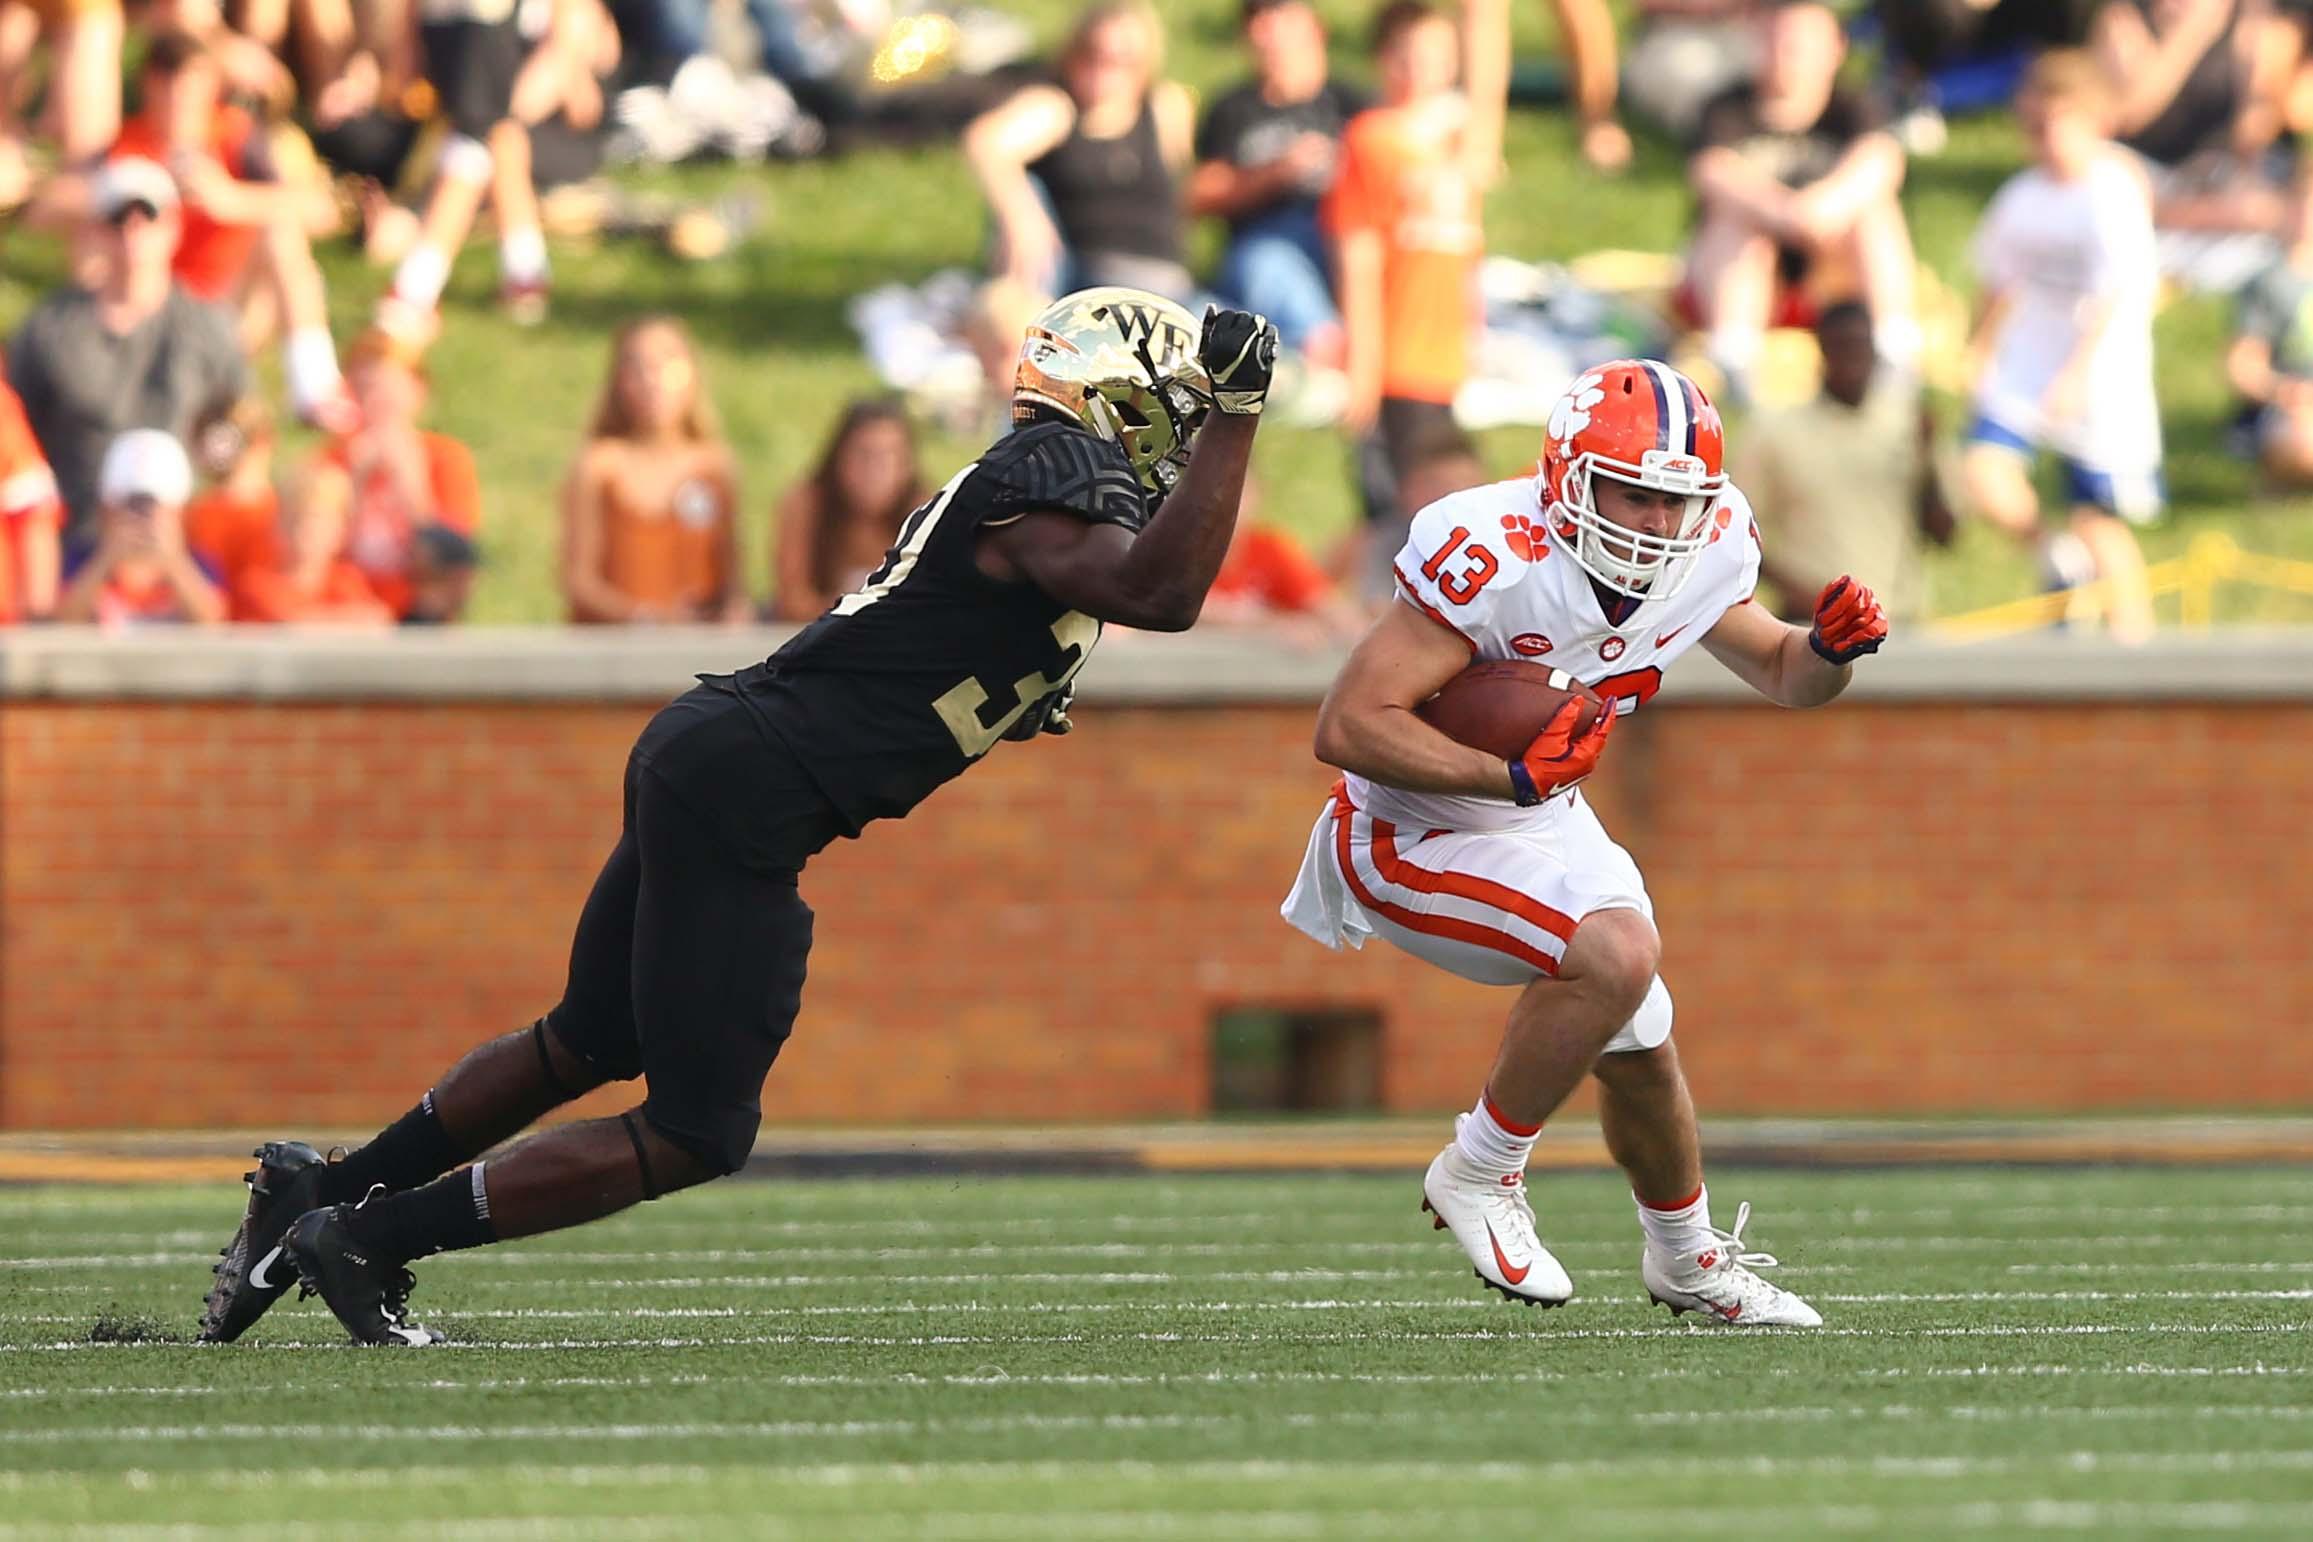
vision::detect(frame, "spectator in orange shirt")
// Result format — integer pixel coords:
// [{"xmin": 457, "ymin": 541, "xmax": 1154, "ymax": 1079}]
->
[
  {"xmin": 771, "ymin": 398, "xmax": 927, "ymax": 622},
  {"xmin": 1204, "ymin": 477, "xmax": 1369, "ymax": 642},
  {"xmin": 54, "ymin": 429, "xmax": 226, "ymax": 627},
  {"xmin": 1323, "ymin": 0, "xmax": 1487, "ymax": 592},
  {"xmin": 298, "ymin": 329, "xmax": 481, "ymax": 624},
  {"xmin": 183, "ymin": 396, "xmax": 287, "ymax": 620},
  {"xmin": 0, "ymin": 374, "xmax": 63, "ymax": 623},
  {"xmin": 562, "ymin": 316, "xmax": 748, "ymax": 625},
  {"xmin": 240, "ymin": 461, "xmax": 397, "ymax": 627},
  {"xmin": 109, "ymin": 31, "xmax": 349, "ymax": 429}
]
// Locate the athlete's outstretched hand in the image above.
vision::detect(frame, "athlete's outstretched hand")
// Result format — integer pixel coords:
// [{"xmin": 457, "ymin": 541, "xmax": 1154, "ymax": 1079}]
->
[
  {"xmin": 1200, "ymin": 306, "xmax": 1279, "ymax": 416},
  {"xmin": 1509, "ymin": 698, "xmax": 1615, "ymax": 806},
  {"xmin": 1808, "ymin": 576, "xmax": 1889, "ymax": 665}
]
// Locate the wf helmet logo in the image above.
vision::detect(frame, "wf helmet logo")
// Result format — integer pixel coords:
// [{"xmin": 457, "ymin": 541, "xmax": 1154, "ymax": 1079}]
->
[{"xmin": 1096, "ymin": 302, "xmax": 1192, "ymax": 360}]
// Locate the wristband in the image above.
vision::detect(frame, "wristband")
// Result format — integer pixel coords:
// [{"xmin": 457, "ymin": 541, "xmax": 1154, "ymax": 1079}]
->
[{"xmin": 1506, "ymin": 759, "xmax": 1543, "ymax": 807}]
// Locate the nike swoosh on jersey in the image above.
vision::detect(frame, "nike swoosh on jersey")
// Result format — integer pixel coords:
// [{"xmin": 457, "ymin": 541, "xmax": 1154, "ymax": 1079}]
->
[
  {"xmin": 1485, "ymin": 1223, "xmax": 1531, "ymax": 1286},
  {"xmin": 247, "ymin": 1244, "xmax": 287, "ymax": 1291},
  {"xmin": 1656, "ymin": 624, "xmax": 1689, "ymax": 647}
]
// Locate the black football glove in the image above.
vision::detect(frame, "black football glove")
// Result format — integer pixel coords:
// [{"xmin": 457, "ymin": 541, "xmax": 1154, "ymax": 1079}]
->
[{"xmin": 1200, "ymin": 306, "xmax": 1279, "ymax": 416}]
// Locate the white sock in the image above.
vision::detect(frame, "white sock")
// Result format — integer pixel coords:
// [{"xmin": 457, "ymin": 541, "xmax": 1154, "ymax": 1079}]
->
[
  {"xmin": 283, "ymin": 326, "xmax": 342, "ymax": 413},
  {"xmin": 1454, "ymin": 1090, "xmax": 1539, "ymax": 1180},
  {"xmin": 392, "ymin": 243, "xmax": 452, "ymax": 310},
  {"xmin": 499, "ymin": 226, "xmax": 548, "ymax": 286},
  {"xmin": 1635, "ymin": 1183, "xmax": 1715, "ymax": 1263}
]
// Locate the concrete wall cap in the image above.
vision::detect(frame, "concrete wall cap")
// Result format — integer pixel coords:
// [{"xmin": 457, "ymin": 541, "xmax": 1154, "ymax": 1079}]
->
[{"xmin": 3, "ymin": 625, "xmax": 2311, "ymax": 703}]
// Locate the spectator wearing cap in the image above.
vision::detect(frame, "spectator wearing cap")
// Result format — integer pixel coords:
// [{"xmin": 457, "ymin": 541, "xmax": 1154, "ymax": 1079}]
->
[
  {"xmin": 6, "ymin": 156, "xmax": 249, "ymax": 551},
  {"xmin": 109, "ymin": 30, "xmax": 351, "ymax": 430},
  {"xmin": 54, "ymin": 429, "xmax": 226, "ymax": 626},
  {"xmin": 0, "ymin": 371, "xmax": 63, "ymax": 623},
  {"xmin": 1188, "ymin": 0, "xmax": 1367, "ymax": 366},
  {"xmin": 295, "ymin": 329, "xmax": 482, "ymax": 624}
]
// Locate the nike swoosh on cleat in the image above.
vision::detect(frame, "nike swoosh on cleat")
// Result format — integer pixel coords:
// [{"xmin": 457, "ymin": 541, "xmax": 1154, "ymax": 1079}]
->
[
  {"xmin": 1484, "ymin": 1223, "xmax": 1531, "ymax": 1286},
  {"xmin": 246, "ymin": 1245, "xmax": 288, "ymax": 1291}
]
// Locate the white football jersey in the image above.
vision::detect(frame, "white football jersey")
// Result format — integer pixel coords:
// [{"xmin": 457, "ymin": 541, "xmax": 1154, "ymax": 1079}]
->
[{"xmin": 1348, "ymin": 476, "xmax": 1763, "ymax": 833}]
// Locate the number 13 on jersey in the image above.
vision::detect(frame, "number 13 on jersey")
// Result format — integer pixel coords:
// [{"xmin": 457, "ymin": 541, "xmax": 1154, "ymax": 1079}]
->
[{"xmin": 1419, "ymin": 526, "xmax": 1498, "ymax": 605}]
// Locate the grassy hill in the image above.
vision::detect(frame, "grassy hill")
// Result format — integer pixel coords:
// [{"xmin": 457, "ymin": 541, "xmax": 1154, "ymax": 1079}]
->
[{"xmin": 3, "ymin": 0, "xmax": 2307, "ymax": 624}]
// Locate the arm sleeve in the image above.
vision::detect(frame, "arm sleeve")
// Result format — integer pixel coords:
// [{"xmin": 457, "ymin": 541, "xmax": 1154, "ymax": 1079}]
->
[
  {"xmin": 0, "ymin": 385, "xmax": 59, "ymax": 519},
  {"xmin": 1389, "ymin": 496, "xmax": 1530, "ymax": 651},
  {"xmin": 2082, "ymin": 165, "xmax": 2157, "ymax": 298},
  {"xmin": 978, "ymin": 423, "xmax": 1151, "ymax": 532},
  {"xmin": 1717, "ymin": 484, "xmax": 1765, "ymax": 605}
]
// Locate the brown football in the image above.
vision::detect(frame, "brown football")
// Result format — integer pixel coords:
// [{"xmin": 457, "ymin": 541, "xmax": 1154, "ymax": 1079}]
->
[{"xmin": 1416, "ymin": 660, "xmax": 1606, "ymax": 760}]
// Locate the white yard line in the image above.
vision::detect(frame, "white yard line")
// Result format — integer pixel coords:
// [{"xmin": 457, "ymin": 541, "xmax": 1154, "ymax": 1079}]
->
[
  {"xmin": 9, "ymin": 1287, "xmax": 2313, "ymax": 1331},
  {"xmin": 9, "ymin": 1362, "xmax": 2310, "ymax": 1401},
  {"xmin": 6, "ymin": 1233, "xmax": 2300, "ymax": 1271},
  {"xmin": 2, "ymin": 1453, "xmax": 2310, "ymax": 1483},
  {"xmin": 6, "ymin": 1320, "xmax": 2306, "ymax": 1353},
  {"xmin": 7, "ymin": 1505, "xmax": 2313, "ymax": 1542},
  {"xmin": 5, "ymin": 1409, "xmax": 2313, "ymax": 1446}
]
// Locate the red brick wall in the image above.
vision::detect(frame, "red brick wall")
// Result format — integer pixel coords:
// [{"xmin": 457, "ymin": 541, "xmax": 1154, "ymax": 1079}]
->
[{"xmin": 3, "ymin": 698, "xmax": 2307, "ymax": 1129}]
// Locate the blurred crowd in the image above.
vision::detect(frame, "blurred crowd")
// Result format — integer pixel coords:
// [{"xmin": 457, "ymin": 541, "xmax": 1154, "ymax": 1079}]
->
[{"xmin": 1, "ymin": 0, "xmax": 2310, "ymax": 638}]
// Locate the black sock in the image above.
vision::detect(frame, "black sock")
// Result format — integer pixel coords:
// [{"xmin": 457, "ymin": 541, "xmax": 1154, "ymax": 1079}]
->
[
  {"xmin": 341, "ymin": 1163, "xmax": 498, "ymax": 1265},
  {"xmin": 318, "ymin": 1092, "xmax": 468, "ymax": 1206}
]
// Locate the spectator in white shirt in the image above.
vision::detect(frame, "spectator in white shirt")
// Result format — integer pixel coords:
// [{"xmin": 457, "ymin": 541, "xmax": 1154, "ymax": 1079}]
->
[{"xmin": 1961, "ymin": 49, "xmax": 2163, "ymax": 643}]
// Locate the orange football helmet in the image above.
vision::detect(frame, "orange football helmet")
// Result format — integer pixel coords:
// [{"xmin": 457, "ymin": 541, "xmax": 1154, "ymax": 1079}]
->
[{"xmin": 1534, "ymin": 359, "xmax": 1727, "ymax": 601}]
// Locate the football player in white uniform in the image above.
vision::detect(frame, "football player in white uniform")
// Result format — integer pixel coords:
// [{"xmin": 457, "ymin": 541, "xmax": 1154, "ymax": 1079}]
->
[{"xmin": 1283, "ymin": 359, "xmax": 1887, "ymax": 1324}]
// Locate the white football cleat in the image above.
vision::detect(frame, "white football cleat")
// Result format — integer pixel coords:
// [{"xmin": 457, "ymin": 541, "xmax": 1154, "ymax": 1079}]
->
[
  {"xmin": 1420, "ymin": 1118, "xmax": 1574, "ymax": 1307},
  {"xmin": 1642, "ymin": 1200, "xmax": 1823, "ymax": 1327}
]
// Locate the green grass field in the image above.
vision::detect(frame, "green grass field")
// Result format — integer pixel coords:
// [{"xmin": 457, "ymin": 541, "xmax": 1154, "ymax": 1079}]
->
[
  {"xmin": 2, "ymin": 0, "xmax": 2311, "ymax": 625},
  {"xmin": 4, "ymin": 1165, "xmax": 2311, "ymax": 1536}
]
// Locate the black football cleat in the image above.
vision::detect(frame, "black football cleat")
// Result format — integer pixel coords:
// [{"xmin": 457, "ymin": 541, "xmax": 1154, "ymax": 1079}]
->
[
  {"xmin": 198, "ymin": 1140, "xmax": 330, "ymax": 1344},
  {"xmin": 283, "ymin": 1199, "xmax": 445, "ymax": 1347}
]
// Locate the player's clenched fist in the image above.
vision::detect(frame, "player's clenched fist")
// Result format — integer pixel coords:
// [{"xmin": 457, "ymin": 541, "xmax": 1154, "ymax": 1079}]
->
[
  {"xmin": 1807, "ymin": 576, "xmax": 1888, "ymax": 666},
  {"xmin": 1507, "ymin": 697, "xmax": 1616, "ymax": 807},
  {"xmin": 1200, "ymin": 306, "xmax": 1279, "ymax": 416}
]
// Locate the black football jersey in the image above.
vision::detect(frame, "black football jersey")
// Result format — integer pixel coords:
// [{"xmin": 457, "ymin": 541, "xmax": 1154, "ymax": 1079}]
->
[{"xmin": 726, "ymin": 422, "xmax": 1148, "ymax": 830}]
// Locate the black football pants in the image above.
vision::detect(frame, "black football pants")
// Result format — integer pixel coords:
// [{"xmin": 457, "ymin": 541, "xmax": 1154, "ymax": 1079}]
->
[{"xmin": 543, "ymin": 684, "xmax": 844, "ymax": 1174}]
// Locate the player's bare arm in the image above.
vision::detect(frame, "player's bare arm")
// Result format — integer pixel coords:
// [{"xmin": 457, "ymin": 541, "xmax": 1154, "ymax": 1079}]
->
[
  {"xmin": 980, "ymin": 307, "xmax": 1276, "ymax": 631},
  {"xmin": 1315, "ymin": 602, "xmax": 1613, "ymax": 806},
  {"xmin": 1701, "ymin": 576, "xmax": 1888, "ymax": 709},
  {"xmin": 1315, "ymin": 602, "xmax": 1515, "ymax": 798}
]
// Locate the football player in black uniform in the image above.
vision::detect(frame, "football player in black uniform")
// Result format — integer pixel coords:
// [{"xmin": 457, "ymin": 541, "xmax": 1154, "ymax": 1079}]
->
[{"xmin": 199, "ymin": 291, "xmax": 1279, "ymax": 1345}]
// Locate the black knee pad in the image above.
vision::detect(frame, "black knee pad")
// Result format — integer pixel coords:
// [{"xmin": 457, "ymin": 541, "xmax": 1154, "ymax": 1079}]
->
[{"xmin": 639, "ymin": 1103, "xmax": 753, "ymax": 1181}]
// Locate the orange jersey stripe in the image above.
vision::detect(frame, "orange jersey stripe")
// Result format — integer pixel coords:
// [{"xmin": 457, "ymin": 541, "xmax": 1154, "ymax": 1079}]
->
[
  {"xmin": 1330, "ymin": 798, "xmax": 1560, "ymax": 976},
  {"xmin": 1367, "ymin": 816, "xmax": 1579, "ymax": 945}
]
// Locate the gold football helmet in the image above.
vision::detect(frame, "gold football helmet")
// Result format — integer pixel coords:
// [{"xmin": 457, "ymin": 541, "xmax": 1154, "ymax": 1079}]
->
[{"xmin": 1012, "ymin": 287, "xmax": 1213, "ymax": 496}]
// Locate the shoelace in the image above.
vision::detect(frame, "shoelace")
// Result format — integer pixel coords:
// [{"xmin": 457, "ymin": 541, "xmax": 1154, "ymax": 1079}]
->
[
  {"xmin": 1484, "ymin": 1175, "xmax": 1540, "ymax": 1232},
  {"xmin": 1698, "ymin": 1201, "xmax": 1780, "ymax": 1273}
]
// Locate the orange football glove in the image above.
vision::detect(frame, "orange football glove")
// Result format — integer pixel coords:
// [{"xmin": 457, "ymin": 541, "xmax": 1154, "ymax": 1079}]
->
[
  {"xmin": 1508, "ymin": 697, "xmax": 1616, "ymax": 806},
  {"xmin": 1807, "ymin": 576, "xmax": 1888, "ymax": 665}
]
